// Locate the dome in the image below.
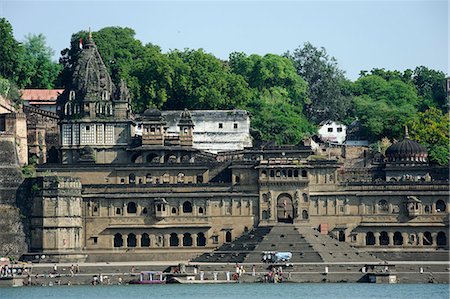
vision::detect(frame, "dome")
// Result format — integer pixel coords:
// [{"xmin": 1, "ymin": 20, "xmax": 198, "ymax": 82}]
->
[
  {"xmin": 178, "ymin": 109, "xmax": 194, "ymax": 127},
  {"xmin": 143, "ymin": 109, "xmax": 162, "ymax": 117},
  {"xmin": 385, "ymin": 127, "xmax": 428, "ymax": 163}
]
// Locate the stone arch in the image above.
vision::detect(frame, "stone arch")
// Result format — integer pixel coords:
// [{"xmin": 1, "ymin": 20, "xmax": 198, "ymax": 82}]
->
[
  {"xmin": 127, "ymin": 233, "xmax": 137, "ymax": 247},
  {"xmin": 146, "ymin": 173, "xmax": 152, "ymax": 184},
  {"xmin": 141, "ymin": 233, "xmax": 150, "ymax": 247},
  {"xmin": 338, "ymin": 230, "xmax": 345, "ymax": 242},
  {"xmin": 262, "ymin": 210, "xmax": 269, "ymax": 220},
  {"xmin": 162, "ymin": 173, "xmax": 170, "ymax": 184},
  {"xmin": 294, "ymin": 170, "xmax": 299, "ymax": 177},
  {"xmin": 164, "ymin": 154, "xmax": 177, "ymax": 164},
  {"xmin": 277, "ymin": 193, "xmax": 294, "ymax": 223},
  {"xmin": 198, "ymin": 207, "xmax": 204, "ymax": 214},
  {"xmin": 379, "ymin": 231, "xmax": 389, "ymax": 246},
  {"xmin": 181, "ymin": 155, "xmax": 191, "ymax": 163},
  {"xmin": 170, "ymin": 233, "xmax": 179, "ymax": 247},
  {"xmin": 366, "ymin": 232, "xmax": 375, "ymax": 245},
  {"xmin": 183, "ymin": 233, "xmax": 193, "ymax": 247},
  {"xmin": 131, "ymin": 153, "xmax": 143, "ymax": 163},
  {"xmin": 393, "ymin": 231, "xmax": 403, "ymax": 245},
  {"xmin": 301, "ymin": 210, "xmax": 309, "ymax": 220},
  {"xmin": 262, "ymin": 193, "xmax": 268, "ymax": 202},
  {"xmin": 261, "ymin": 170, "xmax": 267, "ymax": 178},
  {"xmin": 436, "ymin": 200, "xmax": 446, "ymax": 212},
  {"xmin": 116, "ymin": 207, "xmax": 121, "ymax": 215},
  {"xmin": 301, "ymin": 170, "xmax": 307, "ymax": 177},
  {"xmin": 114, "ymin": 233, "xmax": 123, "ymax": 247},
  {"xmin": 171, "ymin": 207, "xmax": 177, "ymax": 214},
  {"xmin": 437, "ymin": 231, "xmax": 447, "ymax": 246},
  {"xmin": 287, "ymin": 170, "xmax": 293, "ymax": 177},
  {"xmin": 146, "ymin": 153, "xmax": 159, "ymax": 163},
  {"xmin": 302, "ymin": 193, "xmax": 309, "ymax": 203},
  {"xmin": 423, "ymin": 231, "xmax": 432, "ymax": 245},
  {"xmin": 197, "ymin": 233, "xmax": 206, "ymax": 246},
  {"xmin": 378, "ymin": 200, "xmax": 389, "ymax": 213},
  {"xmin": 270, "ymin": 170, "xmax": 275, "ymax": 177},
  {"xmin": 225, "ymin": 231, "xmax": 232, "ymax": 243},
  {"xmin": 183, "ymin": 201, "xmax": 192, "ymax": 213},
  {"xmin": 129, "ymin": 173, "xmax": 136, "ymax": 184},
  {"xmin": 127, "ymin": 202, "xmax": 137, "ymax": 214},
  {"xmin": 177, "ymin": 172, "xmax": 185, "ymax": 183}
]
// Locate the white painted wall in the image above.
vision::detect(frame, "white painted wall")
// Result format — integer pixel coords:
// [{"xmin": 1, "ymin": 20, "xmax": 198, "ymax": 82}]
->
[{"xmin": 318, "ymin": 121, "xmax": 347, "ymax": 145}]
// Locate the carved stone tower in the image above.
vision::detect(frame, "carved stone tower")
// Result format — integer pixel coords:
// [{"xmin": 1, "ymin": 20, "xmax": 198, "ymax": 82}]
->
[
  {"xmin": 141, "ymin": 109, "xmax": 167, "ymax": 146},
  {"xmin": 178, "ymin": 109, "xmax": 194, "ymax": 147},
  {"xmin": 58, "ymin": 32, "xmax": 134, "ymax": 164}
]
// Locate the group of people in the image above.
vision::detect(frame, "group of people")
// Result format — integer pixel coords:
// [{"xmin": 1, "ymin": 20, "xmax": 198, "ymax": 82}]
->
[{"xmin": 263, "ymin": 267, "xmax": 284, "ymax": 283}]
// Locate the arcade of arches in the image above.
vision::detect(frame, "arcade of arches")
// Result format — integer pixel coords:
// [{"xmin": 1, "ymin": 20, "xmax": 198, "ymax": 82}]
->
[
  {"xmin": 363, "ymin": 231, "xmax": 447, "ymax": 247},
  {"xmin": 114, "ymin": 232, "xmax": 208, "ymax": 248}
]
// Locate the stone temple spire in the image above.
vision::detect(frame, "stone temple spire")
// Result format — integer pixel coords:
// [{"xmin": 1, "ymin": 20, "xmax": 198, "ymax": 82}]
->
[{"xmin": 404, "ymin": 125, "xmax": 409, "ymax": 139}]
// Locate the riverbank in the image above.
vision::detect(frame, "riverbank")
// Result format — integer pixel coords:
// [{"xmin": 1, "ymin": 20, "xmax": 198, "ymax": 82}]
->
[{"xmin": 1, "ymin": 260, "xmax": 448, "ymax": 287}]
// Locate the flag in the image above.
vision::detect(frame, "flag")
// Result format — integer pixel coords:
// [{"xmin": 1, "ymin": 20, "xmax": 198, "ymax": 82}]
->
[{"xmin": 79, "ymin": 38, "xmax": 83, "ymax": 50}]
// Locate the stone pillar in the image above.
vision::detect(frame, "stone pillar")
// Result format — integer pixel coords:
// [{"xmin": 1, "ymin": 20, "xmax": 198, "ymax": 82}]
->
[
  {"xmin": 432, "ymin": 233, "xmax": 437, "ymax": 246},
  {"xmin": 150, "ymin": 234, "xmax": 156, "ymax": 247},
  {"xmin": 193, "ymin": 202, "xmax": 197, "ymax": 216},
  {"xmin": 418, "ymin": 232, "xmax": 424, "ymax": 246},
  {"xmin": 192, "ymin": 233, "xmax": 198, "ymax": 247},
  {"xmin": 388, "ymin": 232, "xmax": 394, "ymax": 247},
  {"xmin": 359, "ymin": 232, "xmax": 366, "ymax": 246},
  {"xmin": 178, "ymin": 234, "xmax": 184, "ymax": 247},
  {"xmin": 402, "ymin": 232, "xmax": 409, "ymax": 246},
  {"xmin": 123, "ymin": 202, "xmax": 127, "ymax": 216},
  {"xmin": 374, "ymin": 232, "xmax": 381, "ymax": 246},
  {"xmin": 164, "ymin": 234, "xmax": 170, "ymax": 248},
  {"xmin": 136, "ymin": 234, "xmax": 142, "ymax": 247}
]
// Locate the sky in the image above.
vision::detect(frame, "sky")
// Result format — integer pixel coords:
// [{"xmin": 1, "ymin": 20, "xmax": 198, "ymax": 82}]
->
[{"xmin": 0, "ymin": 0, "xmax": 448, "ymax": 80}]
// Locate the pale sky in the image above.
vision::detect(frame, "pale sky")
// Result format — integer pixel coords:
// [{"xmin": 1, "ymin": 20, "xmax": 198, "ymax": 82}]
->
[{"xmin": 0, "ymin": 0, "xmax": 448, "ymax": 80}]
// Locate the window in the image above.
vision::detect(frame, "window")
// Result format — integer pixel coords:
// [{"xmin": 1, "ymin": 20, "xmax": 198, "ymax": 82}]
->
[
  {"xmin": 198, "ymin": 207, "xmax": 204, "ymax": 214},
  {"xmin": 127, "ymin": 202, "xmax": 137, "ymax": 214},
  {"xmin": 337, "ymin": 127, "xmax": 343, "ymax": 132},
  {"xmin": 116, "ymin": 208, "xmax": 121, "ymax": 215},
  {"xmin": 142, "ymin": 207, "xmax": 148, "ymax": 215},
  {"xmin": 197, "ymin": 233, "xmax": 206, "ymax": 246},
  {"xmin": 218, "ymin": 123, "xmax": 223, "ymax": 129},
  {"xmin": 92, "ymin": 237, "xmax": 98, "ymax": 244},
  {"xmin": 86, "ymin": 125, "xmax": 90, "ymax": 131},
  {"xmin": 172, "ymin": 207, "xmax": 177, "ymax": 214},
  {"xmin": 141, "ymin": 233, "xmax": 150, "ymax": 247},
  {"xmin": 327, "ymin": 127, "xmax": 333, "ymax": 132},
  {"xmin": 233, "ymin": 123, "xmax": 238, "ymax": 129},
  {"xmin": 183, "ymin": 201, "xmax": 193, "ymax": 213},
  {"xmin": 114, "ymin": 233, "xmax": 123, "ymax": 247},
  {"xmin": 225, "ymin": 231, "xmax": 232, "ymax": 243},
  {"xmin": 212, "ymin": 235, "xmax": 219, "ymax": 244}
]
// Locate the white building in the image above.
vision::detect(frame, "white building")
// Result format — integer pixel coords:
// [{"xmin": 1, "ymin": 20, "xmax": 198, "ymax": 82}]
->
[
  {"xmin": 136, "ymin": 110, "xmax": 253, "ymax": 154},
  {"xmin": 317, "ymin": 120, "xmax": 347, "ymax": 145}
]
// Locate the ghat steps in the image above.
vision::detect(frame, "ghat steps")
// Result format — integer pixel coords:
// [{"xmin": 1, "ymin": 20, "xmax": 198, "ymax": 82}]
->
[{"xmin": 193, "ymin": 223, "xmax": 381, "ymax": 264}]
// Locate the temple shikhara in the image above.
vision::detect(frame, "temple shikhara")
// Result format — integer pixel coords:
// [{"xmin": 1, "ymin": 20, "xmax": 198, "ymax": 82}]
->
[{"xmin": 0, "ymin": 34, "xmax": 448, "ymax": 264}]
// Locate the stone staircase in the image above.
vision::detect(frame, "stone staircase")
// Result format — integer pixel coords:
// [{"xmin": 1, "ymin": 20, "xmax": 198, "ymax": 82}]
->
[
  {"xmin": 295, "ymin": 225, "xmax": 381, "ymax": 263},
  {"xmin": 244, "ymin": 224, "xmax": 322, "ymax": 263},
  {"xmin": 192, "ymin": 223, "xmax": 382, "ymax": 264}
]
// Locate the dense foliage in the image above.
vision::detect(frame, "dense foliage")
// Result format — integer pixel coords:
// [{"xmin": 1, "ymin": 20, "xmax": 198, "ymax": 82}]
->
[{"xmin": 1, "ymin": 19, "xmax": 448, "ymax": 164}]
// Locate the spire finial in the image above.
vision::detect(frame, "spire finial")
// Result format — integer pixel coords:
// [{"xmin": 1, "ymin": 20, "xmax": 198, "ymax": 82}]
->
[
  {"xmin": 404, "ymin": 125, "xmax": 409, "ymax": 139},
  {"xmin": 88, "ymin": 27, "xmax": 92, "ymax": 40}
]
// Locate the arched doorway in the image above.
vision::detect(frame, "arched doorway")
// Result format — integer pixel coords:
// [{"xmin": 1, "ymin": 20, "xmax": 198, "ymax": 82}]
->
[
  {"xmin": 277, "ymin": 193, "xmax": 294, "ymax": 223},
  {"xmin": 183, "ymin": 233, "xmax": 193, "ymax": 247},
  {"xmin": 393, "ymin": 231, "xmax": 403, "ymax": 245},
  {"xmin": 423, "ymin": 231, "xmax": 432, "ymax": 245},
  {"xmin": 437, "ymin": 231, "xmax": 447, "ymax": 246},
  {"xmin": 170, "ymin": 233, "xmax": 179, "ymax": 247},
  {"xmin": 379, "ymin": 231, "xmax": 389, "ymax": 246},
  {"xmin": 225, "ymin": 231, "xmax": 232, "ymax": 243},
  {"xmin": 141, "ymin": 233, "xmax": 150, "ymax": 247},
  {"xmin": 114, "ymin": 233, "xmax": 123, "ymax": 247},
  {"xmin": 197, "ymin": 233, "xmax": 206, "ymax": 246},
  {"xmin": 366, "ymin": 232, "xmax": 375, "ymax": 245},
  {"xmin": 338, "ymin": 230, "xmax": 345, "ymax": 242},
  {"xmin": 127, "ymin": 233, "xmax": 137, "ymax": 247}
]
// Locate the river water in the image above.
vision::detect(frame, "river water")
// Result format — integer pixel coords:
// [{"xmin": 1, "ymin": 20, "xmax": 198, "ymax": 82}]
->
[{"xmin": 1, "ymin": 284, "xmax": 448, "ymax": 299}]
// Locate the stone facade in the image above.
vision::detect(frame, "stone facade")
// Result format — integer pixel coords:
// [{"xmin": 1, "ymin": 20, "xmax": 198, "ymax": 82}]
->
[{"xmin": 24, "ymin": 35, "xmax": 449, "ymax": 262}]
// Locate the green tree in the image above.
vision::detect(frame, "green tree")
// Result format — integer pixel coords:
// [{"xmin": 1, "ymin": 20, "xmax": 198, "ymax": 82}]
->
[
  {"xmin": 352, "ymin": 75, "xmax": 419, "ymax": 140},
  {"xmin": 245, "ymin": 88, "xmax": 316, "ymax": 145},
  {"xmin": 21, "ymin": 34, "xmax": 62, "ymax": 88},
  {"xmin": 0, "ymin": 18, "xmax": 22, "ymax": 82},
  {"xmin": 412, "ymin": 66, "xmax": 447, "ymax": 111},
  {"xmin": 408, "ymin": 107, "xmax": 449, "ymax": 165},
  {"xmin": 229, "ymin": 52, "xmax": 308, "ymax": 104},
  {"xmin": 286, "ymin": 42, "xmax": 351, "ymax": 123}
]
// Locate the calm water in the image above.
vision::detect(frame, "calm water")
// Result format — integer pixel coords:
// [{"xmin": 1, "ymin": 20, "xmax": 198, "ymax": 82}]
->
[{"xmin": 0, "ymin": 284, "xmax": 449, "ymax": 299}]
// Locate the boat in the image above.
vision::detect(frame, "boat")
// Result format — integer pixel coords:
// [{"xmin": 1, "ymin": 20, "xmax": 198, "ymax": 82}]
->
[{"xmin": 129, "ymin": 271, "xmax": 166, "ymax": 284}]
